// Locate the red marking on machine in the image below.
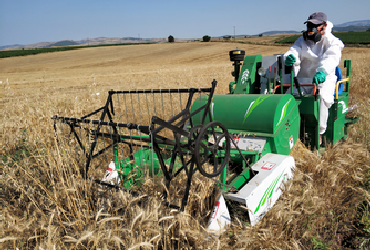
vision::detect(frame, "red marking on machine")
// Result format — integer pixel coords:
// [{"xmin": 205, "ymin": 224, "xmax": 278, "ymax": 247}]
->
[
  {"xmin": 289, "ymin": 135, "xmax": 294, "ymax": 149},
  {"xmin": 231, "ymin": 136, "xmax": 240, "ymax": 148},
  {"xmin": 261, "ymin": 162, "xmax": 276, "ymax": 170},
  {"xmin": 211, "ymin": 201, "xmax": 220, "ymax": 219}
]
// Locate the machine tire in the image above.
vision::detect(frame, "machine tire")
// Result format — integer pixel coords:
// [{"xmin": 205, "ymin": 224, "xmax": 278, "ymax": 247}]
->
[{"xmin": 194, "ymin": 122, "xmax": 230, "ymax": 178}]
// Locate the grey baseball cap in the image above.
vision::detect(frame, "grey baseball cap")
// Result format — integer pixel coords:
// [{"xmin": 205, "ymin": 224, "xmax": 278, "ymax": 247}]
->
[{"xmin": 304, "ymin": 12, "xmax": 327, "ymax": 25}]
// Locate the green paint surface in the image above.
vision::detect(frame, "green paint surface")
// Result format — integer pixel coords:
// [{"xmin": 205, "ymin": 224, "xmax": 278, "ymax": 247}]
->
[
  {"xmin": 243, "ymin": 95, "xmax": 271, "ymax": 123},
  {"xmin": 275, "ymin": 97, "xmax": 292, "ymax": 129},
  {"xmin": 253, "ymin": 170, "xmax": 285, "ymax": 214}
]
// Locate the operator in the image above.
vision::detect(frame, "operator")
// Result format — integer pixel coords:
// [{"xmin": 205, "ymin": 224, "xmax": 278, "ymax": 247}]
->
[{"xmin": 283, "ymin": 12, "xmax": 344, "ymax": 143}]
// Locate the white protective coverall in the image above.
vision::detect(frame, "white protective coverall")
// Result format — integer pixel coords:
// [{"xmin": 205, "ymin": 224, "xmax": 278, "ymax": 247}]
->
[{"xmin": 283, "ymin": 21, "xmax": 344, "ymax": 134}]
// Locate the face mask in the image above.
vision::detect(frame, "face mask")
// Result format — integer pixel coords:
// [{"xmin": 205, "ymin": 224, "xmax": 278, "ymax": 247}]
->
[{"xmin": 303, "ymin": 24, "xmax": 322, "ymax": 43}]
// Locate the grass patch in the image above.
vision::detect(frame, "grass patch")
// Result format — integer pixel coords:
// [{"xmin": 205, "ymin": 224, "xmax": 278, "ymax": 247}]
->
[
  {"xmin": 276, "ymin": 31, "xmax": 370, "ymax": 45},
  {"xmin": 334, "ymin": 31, "xmax": 370, "ymax": 44}
]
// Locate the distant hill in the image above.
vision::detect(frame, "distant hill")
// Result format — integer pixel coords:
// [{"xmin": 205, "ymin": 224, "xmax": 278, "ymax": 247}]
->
[
  {"xmin": 0, "ymin": 44, "xmax": 23, "ymax": 50},
  {"xmin": 333, "ymin": 25, "xmax": 370, "ymax": 32},
  {"xmin": 255, "ymin": 20, "xmax": 370, "ymax": 36},
  {"xmin": 46, "ymin": 40, "xmax": 79, "ymax": 47},
  {"xmin": 333, "ymin": 20, "xmax": 370, "ymax": 32},
  {"xmin": 221, "ymin": 30, "xmax": 300, "ymax": 38},
  {"xmin": 260, "ymin": 30, "xmax": 300, "ymax": 36},
  {"xmin": 335, "ymin": 20, "xmax": 370, "ymax": 27},
  {"xmin": 1, "ymin": 37, "xmax": 158, "ymax": 51}
]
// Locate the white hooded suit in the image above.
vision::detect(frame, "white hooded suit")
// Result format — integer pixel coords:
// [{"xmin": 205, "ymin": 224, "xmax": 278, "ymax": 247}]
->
[{"xmin": 283, "ymin": 21, "xmax": 344, "ymax": 134}]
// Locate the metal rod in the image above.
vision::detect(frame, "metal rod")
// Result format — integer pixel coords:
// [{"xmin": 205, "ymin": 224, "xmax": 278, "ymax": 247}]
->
[
  {"xmin": 145, "ymin": 92, "xmax": 150, "ymax": 125},
  {"xmin": 278, "ymin": 56, "xmax": 283, "ymax": 94},
  {"xmin": 137, "ymin": 90, "xmax": 142, "ymax": 125},
  {"xmin": 109, "ymin": 87, "xmax": 212, "ymax": 95},
  {"xmin": 152, "ymin": 90, "xmax": 157, "ymax": 118},
  {"xmin": 290, "ymin": 68, "xmax": 294, "ymax": 95},
  {"xmin": 179, "ymin": 89, "xmax": 183, "ymax": 110},
  {"xmin": 81, "ymin": 106, "xmax": 105, "ymax": 120},
  {"xmin": 124, "ymin": 93, "xmax": 129, "ymax": 125},
  {"xmin": 273, "ymin": 66, "xmax": 277, "ymax": 93},
  {"xmin": 117, "ymin": 93, "xmax": 126, "ymax": 173},
  {"xmin": 170, "ymin": 90, "xmax": 174, "ymax": 118},
  {"xmin": 139, "ymin": 128, "xmax": 144, "ymax": 181},
  {"xmin": 130, "ymin": 92, "xmax": 136, "ymax": 124},
  {"xmin": 268, "ymin": 66, "xmax": 271, "ymax": 94},
  {"xmin": 161, "ymin": 90, "xmax": 165, "ymax": 121},
  {"xmin": 52, "ymin": 116, "xmax": 151, "ymax": 132}
]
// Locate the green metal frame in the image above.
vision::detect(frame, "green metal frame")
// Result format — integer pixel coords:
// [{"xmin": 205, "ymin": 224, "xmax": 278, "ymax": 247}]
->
[
  {"xmin": 218, "ymin": 56, "xmax": 355, "ymax": 191},
  {"xmin": 109, "ymin": 55, "xmax": 355, "ymax": 195},
  {"xmin": 323, "ymin": 60, "xmax": 352, "ymax": 145},
  {"xmin": 230, "ymin": 55, "xmax": 262, "ymax": 94}
]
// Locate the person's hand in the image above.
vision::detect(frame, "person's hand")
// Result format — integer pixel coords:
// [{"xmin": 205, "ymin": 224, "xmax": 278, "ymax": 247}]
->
[
  {"xmin": 312, "ymin": 71, "xmax": 326, "ymax": 85},
  {"xmin": 285, "ymin": 54, "xmax": 296, "ymax": 66}
]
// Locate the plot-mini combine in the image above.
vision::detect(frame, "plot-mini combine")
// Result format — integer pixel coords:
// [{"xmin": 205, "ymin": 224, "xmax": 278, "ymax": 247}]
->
[{"xmin": 53, "ymin": 50, "xmax": 357, "ymax": 229}]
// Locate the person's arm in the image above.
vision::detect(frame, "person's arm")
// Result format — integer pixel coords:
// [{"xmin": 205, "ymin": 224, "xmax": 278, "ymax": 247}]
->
[
  {"xmin": 283, "ymin": 37, "xmax": 303, "ymax": 66},
  {"xmin": 316, "ymin": 38, "xmax": 344, "ymax": 75}
]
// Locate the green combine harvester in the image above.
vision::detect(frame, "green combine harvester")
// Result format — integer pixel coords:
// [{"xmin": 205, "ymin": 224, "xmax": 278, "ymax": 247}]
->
[{"xmin": 53, "ymin": 49, "xmax": 357, "ymax": 229}]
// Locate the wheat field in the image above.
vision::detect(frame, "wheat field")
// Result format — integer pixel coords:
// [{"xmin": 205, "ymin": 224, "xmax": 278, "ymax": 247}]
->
[{"xmin": 1, "ymin": 42, "xmax": 370, "ymax": 249}]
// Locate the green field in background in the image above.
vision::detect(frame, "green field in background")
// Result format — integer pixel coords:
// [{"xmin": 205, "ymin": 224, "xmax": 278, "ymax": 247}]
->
[
  {"xmin": 276, "ymin": 31, "xmax": 370, "ymax": 44},
  {"xmin": 0, "ymin": 43, "xmax": 153, "ymax": 58}
]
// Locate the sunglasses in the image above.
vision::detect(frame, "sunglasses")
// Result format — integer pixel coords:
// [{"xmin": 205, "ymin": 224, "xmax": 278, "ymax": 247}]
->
[{"xmin": 307, "ymin": 22, "xmax": 326, "ymax": 29}]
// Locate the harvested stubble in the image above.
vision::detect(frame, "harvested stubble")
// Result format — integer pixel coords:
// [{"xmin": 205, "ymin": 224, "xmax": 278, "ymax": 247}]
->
[{"xmin": 1, "ymin": 43, "xmax": 370, "ymax": 249}]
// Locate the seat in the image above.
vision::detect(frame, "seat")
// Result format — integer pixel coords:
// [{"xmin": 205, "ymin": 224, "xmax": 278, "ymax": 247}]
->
[{"xmin": 335, "ymin": 66, "xmax": 343, "ymax": 96}]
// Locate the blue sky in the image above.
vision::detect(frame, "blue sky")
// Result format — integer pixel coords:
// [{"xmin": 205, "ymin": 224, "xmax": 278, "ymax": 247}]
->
[{"xmin": 0, "ymin": 0, "xmax": 369, "ymax": 46}]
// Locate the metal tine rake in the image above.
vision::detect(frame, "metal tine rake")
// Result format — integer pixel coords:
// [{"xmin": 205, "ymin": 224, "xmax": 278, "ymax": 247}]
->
[{"xmin": 53, "ymin": 80, "xmax": 225, "ymax": 209}]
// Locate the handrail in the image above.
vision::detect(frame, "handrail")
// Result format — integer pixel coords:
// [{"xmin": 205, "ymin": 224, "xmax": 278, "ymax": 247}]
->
[
  {"xmin": 274, "ymin": 84, "xmax": 317, "ymax": 95},
  {"xmin": 335, "ymin": 77, "xmax": 349, "ymax": 99}
]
